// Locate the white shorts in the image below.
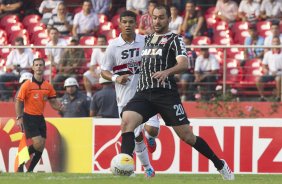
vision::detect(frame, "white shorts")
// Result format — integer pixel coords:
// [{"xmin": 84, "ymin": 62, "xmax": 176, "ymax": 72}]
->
[
  {"xmin": 83, "ymin": 70, "xmax": 99, "ymax": 85},
  {"xmin": 118, "ymin": 106, "xmax": 160, "ymax": 137}
]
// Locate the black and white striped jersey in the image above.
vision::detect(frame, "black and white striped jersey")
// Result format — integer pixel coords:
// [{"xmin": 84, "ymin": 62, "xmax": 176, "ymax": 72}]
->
[{"xmin": 137, "ymin": 32, "xmax": 188, "ymax": 92}]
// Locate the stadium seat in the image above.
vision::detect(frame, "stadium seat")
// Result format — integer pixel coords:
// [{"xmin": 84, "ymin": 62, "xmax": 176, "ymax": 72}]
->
[
  {"xmin": 8, "ymin": 29, "xmax": 30, "ymax": 45},
  {"xmin": 204, "ymin": 13, "xmax": 218, "ymax": 29},
  {"xmin": 22, "ymin": 14, "xmax": 41, "ymax": 28},
  {"xmin": 111, "ymin": 14, "xmax": 120, "ymax": 29},
  {"xmin": 256, "ymin": 21, "xmax": 271, "ymax": 37},
  {"xmin": 226, "ymin": 47, "xmax": 245, "ymax": 59},
  {"xmin": 98, "ymin": 29, "xmax": 118, "ymax": 41},
  {"xmin": 79, "ymin": 36, "xmax": 97, "ymax": 59},
  {"xmin": 0, "ymin": 48, "xmax": 11, "ymax": 59},
  {"xmin": 205, "ymin": 6, "xmax": 216, "ymax": 15},
  {"xmin": 192, "ymin": 36, "xmax": 212, "ymax": 45},
  {"xmin": 214, "ymin": 21, "xmax": 229, "ymax": 31},
  {"xmin": 31, "ymin": 30, "xmax": 49, "ymax": 43},
  {"xmin": 213, "ymin": 36, "xmax": 233, "ymax": 45},
  {"xmin": 27, "ymin": 22, "xmax": 46, "ymax": 36},
  {"xmin": 98, "ymin": 14, "xmax": 108, "ymax": 24},
  {"xmin": 233, "ymin": 30, "xmax": 250, "ymax": 44},
  {"xmin": 0, "ymin": 14, "xmax": 19, "ymax": 29},
  {"xmin": 219, "ymin": 58, "xmax": 243, "ymax": 86},
  {"xmin": 231, "ymin": 21, "xmax": 249, "ymax": 33},
  {"xmin": 98, "ymin": 21, "xmax": 114, "ymax": 32},
  {"xmin": 0, "ymin": 29, "xmax": 8, "ymax": 45},
  {"xmin": 4, "ymin": 22, "xmax": 24, "ymax": 35}
]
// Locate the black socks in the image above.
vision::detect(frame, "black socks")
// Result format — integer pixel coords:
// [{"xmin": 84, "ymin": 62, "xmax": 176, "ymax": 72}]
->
[
  {"xmin": 121, "ymin": 132, "xmax": 135, "ymax": 157},
  {"xmin": 28, "ymin": 150, "xmax": 43, "ymax": 172},
  {"xmin": 193, "ymin": 136, "xmax": 224, "ymax": 170}
]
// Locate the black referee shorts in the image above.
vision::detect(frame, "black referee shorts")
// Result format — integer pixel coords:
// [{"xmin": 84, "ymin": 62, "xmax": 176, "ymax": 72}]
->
[
  {"xmin": 23, "ymin": 113, "xmax": 47, "ymax": 139},
  {"xmin": 122, "ymin": 88, "xmax": 190, "ymax": 126}
]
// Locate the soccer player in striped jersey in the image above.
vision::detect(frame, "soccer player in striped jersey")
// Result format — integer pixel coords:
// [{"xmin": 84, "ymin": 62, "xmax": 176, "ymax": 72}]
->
[
  {"xmin": 101, "ymin": 10, "xmax": 159, "ymax": 178},
  {"xmin": 120, "ymin": 5, "xmax": 235, "ymax": 180}
]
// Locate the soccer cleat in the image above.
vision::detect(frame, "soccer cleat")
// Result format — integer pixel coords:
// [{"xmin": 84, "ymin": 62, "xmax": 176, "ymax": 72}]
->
[
  {"xmin": 218, "ymin": 159, "xmax": 235, "ymax": 180},
  {"xmin": 145, "ymin": 168, "xmax": 155, "ymax": 178},
  {"xmin": 145, "ymin": 137, "xmax": 156, "ymax": 153}
]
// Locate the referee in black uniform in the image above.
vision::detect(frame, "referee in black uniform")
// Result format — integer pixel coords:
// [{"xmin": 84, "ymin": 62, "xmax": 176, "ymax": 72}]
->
[{"xmin": 120, "ymin": 4, "xmax": 234, "ymax": 180}]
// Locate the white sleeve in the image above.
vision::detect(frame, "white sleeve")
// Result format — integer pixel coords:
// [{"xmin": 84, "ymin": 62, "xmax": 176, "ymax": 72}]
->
[
  {"xmin": 262, "ymin": 51, "xmax": 269, "ymax": 65},
  {"xmin": 194, "ymin": 57, "xmax": 201, "ymax": 72},
  {"xmin": 38, "ymin": 1, "xmax": 46, "ymax": 14},
  {"xmin": 126, "ymin": 0, "xmax": 133, "ymax": 10},
  {"xmin": 101, "ymin": 45, "xmax": 115, "ymax": 71},
  {"xmin": 6, "ymin": 51, "xmax": 14, "ymax": 66},
  {"xmin": 255, "ymin": 3, "xmax": 260, "ymax": 17},
  {"xmin": 28, "ymin": 51, "xmax": 34, "ymax": 66},
  {"xmin": 211, "ymin": 56, "xmax": 220, "ymax": 70},
  {"xmin": 73, "ymin": 13, "xmax": 79, "ymax": 26},
  {"xmin": 90, "ymin": 49, "xmax": 97, "ymax": 66},
  {"xmin": 238, "ymin": 2, "xmax": 243, "ymax": 13}
]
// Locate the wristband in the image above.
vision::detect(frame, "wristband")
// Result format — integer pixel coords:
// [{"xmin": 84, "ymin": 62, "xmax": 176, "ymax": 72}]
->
[
  {"xmin": 111, "ymin": 74, "xmax": 119, "ymax": 82},
  {"xmin": 16, "ymin": 115, "xmax": 23, "ymax": 120}
]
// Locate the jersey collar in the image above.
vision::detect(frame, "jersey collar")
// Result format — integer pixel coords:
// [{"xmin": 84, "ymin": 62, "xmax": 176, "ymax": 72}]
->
[
  {"xmin": 154, "ymin": 31, "xmax": 173, "ymax": 36},
  {"xmin": 32, "ymin": 76, "xmax": 44, "ymax": 86},
  {"xmin": 116, "ymin": 33, "xmax": 144, "ymax": 46}
]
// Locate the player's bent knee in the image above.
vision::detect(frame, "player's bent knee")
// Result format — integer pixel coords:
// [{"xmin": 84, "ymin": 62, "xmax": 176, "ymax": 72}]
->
[
  {"xmin": 121, "ymin": 111, "xmax": 143, "ymax": 132},
  {"xmin": 145, "ymin": 125, "xmax": 159, "ymax": 137}
]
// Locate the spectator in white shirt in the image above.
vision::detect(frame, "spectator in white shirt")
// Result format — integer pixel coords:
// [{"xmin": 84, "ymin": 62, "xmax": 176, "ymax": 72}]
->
[
  {"xmin": 257, "ymin": 36, "xmax": 282, "ymax": 101},
  {"xmin": 215, "ymin": 0, "xmax": 238, "ymax": 25},
  {"xmin": 194, "ymin": 46, "xmax": 220, "ymax": 100},
  {"xmin": 238, "ymin": 0, "xmax": 260, "ymax": 23},
  {"xmin": 260, "ymin": 0, "xmax": 282, "ymax": 21},
  {"xmin": 91, "ymin": 0, "xmax": 111, "ymax": 15},
  {"xmin": 39, "ymin": 0, "xmax": 62, "ymax": 25},
  {"xmin": 45, "ymin": 27, "xmax": 67, "ymax": 68},
  {"xmin": 264, "ymin": 22, "xmax": 282, "ymax": 51},
  {"xmin": 83, "ymin": 35, "xmax": 107, "ymax": 97},
  {"xmin": 72, "ymin": 0, "xmax": 99, "ymax": 38},
  {"xmin": 0, "ymin": 37, "xmax": 34, "ymax": 101},
  {"xmin": 169, "ymin": 4, "xmax": 183, "ymax": 34},
  {"xmin": 47, "ymin": 2, "xmax": 73, "ymax": 35},
  {"xmin": 126, "ymin": 0, "xmax": 148, "ymax": 15}
]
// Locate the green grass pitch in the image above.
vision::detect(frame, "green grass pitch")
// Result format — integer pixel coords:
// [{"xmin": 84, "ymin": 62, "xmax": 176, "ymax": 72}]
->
[{"xmin": 1, "ymin": 173, "xmax": 282, "ymax": 184}]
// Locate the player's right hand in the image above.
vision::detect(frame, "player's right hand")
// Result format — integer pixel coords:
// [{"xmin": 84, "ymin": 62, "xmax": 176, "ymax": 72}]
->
[
  {"xmin": 16, "ymin": 119, "xmax": 24, "ymax": 132},
  {"xmin": 116, "ymin": 74, "xmax": 131, "ymax": 85}
]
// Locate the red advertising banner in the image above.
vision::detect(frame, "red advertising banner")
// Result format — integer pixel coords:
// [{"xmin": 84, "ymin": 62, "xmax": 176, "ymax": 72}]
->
[{"xmin": 92, "ymin": 119, "xmax": 282, "ymax": 174}]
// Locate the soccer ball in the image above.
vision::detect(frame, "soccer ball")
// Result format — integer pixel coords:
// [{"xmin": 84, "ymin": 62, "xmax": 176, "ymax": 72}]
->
[{"xmin": 110, "ymin": 153, "xmax": 134, "ymax": 176}]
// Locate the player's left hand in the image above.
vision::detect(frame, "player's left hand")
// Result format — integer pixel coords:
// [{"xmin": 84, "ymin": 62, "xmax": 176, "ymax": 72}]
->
[{"xmin": 152, "ymin": 71, "xmax": 169, "ymax": 85}]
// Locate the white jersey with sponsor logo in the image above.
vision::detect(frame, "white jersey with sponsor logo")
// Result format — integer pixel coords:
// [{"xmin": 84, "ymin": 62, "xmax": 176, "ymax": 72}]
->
[{"xmin": 101, "ymin": 34, "xmax": 144, "ymax": 107}]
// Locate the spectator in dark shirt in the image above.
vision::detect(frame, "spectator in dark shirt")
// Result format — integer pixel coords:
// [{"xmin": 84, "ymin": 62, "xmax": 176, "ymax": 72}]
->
[
  {"xmin": 180, "ymin": 0, "xmax": 206, "ymax": 38},
  {"xmin": 60, "ymin": 77, "xmax": 90, "ymax": 117},
  {"xmin": 0, "ymin": 0, "xmax": 23, "ymax": 18},
  {"xmin": 90, "ymin": 77, "xmax": 119, "ymax": 118}
]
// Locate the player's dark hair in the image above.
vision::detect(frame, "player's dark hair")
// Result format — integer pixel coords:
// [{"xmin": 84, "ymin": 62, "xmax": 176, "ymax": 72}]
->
[
  {"xmin": 154, "ymin": 4, "xmax": 171, "ymax": 18},
  {"xmin": 120, "ymin": 10, "xmax": 137, "ymax": 21},
  {"xmin": 149, "ymin": 0, "xmax": 158, "ymax": 5},
  {"xmin": 33, "ymin": 58, "xmax": 45, "ymax": 66},
  {"xmin": 186, "ymin": 0, "xmax": 196, "ymax": 5}
]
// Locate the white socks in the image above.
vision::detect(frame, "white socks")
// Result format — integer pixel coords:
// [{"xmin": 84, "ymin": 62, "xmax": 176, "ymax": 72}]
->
[{"xmin": 135, "ymin": 140, "xmax": 152, "ymax": 170}]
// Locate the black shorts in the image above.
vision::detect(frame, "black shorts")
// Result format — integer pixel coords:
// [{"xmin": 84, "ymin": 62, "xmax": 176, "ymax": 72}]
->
[
  {"xmin": 122, "ymin": 88, "xmax": 190, "ymax": 126},
  {"xmin": 23, "ymin": 113, "xmax": 46, "ymax": 139}
]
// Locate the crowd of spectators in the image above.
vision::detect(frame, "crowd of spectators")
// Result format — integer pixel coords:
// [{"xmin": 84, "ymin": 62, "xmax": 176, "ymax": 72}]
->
[{"xmin": 0, "ymin": 0, "xmax": 281, "ymax": 104}]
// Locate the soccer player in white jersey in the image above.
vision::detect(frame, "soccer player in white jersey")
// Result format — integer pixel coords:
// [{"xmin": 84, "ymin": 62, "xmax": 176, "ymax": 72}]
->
[{"xmin": 101, "ymin": 10, "xmax": 159, "ymax": 178}]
